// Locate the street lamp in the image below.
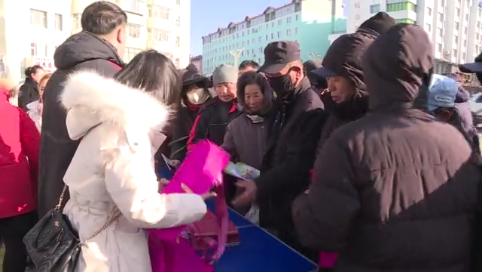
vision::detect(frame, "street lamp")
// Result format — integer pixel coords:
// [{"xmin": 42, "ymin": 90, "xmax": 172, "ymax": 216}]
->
[{"xmin": 230, "ymin": 48, "xmax": 244, "ymax": 68}]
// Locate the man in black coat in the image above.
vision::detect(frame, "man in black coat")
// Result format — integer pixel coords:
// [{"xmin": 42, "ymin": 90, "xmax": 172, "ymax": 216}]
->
[
  {"xmin": 232, "ymin": 41, "xmax": 326, "ymax": 259},
  {"xmin": 38, "ymin": 1, "xmax": 126, "ymax": 217}
]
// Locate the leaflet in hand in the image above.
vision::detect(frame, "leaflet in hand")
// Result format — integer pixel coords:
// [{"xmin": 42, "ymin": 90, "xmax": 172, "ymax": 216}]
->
[{"xmin": 224, "ymin": 162, "xmax": 260, "ymax": 180}]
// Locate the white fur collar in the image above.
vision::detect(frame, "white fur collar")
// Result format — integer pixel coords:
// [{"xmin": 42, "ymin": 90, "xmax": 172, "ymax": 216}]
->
[{"xmin": 61, "ymin": 71, "xmax": 169, "ymax": 140}]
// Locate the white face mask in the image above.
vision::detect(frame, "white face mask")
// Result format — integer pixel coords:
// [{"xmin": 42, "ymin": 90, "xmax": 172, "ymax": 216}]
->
[{"xmin": 186, "ymin": 88, "xmax": 209, "ymax": 104}]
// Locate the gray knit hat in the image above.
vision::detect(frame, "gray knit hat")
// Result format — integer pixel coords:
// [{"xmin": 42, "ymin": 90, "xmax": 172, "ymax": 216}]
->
[{"xmin": 212, "ymin": 64, "xmax": 238, "ymax": 86}]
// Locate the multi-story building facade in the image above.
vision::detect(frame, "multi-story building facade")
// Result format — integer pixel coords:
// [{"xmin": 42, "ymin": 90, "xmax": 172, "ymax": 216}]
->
[
  {"xmin": 340, "ymin": 0, "xmax": 482, "ymax": 74},
  {"xmin": 72, "ymin": 0, "xmax": 190, "ymax": 67},
  {"xmin": 0, "ymin": 0, "xmax": 72, "ymax": 83},
  {"xmin": 190, "ymin": 54, "xmax": 202, "ymax": 71},
  {"xmin": 201, "ymin": 0, "xmax": 347, "ymax": 75},
  {"xmin": 0, "ymin": 0, "xmax": 190, "ymax": 83}
]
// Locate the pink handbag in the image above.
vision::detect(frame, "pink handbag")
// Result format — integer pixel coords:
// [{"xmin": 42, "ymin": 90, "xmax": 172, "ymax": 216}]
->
[{"xmin": 147, "ymin": 140, "xmax": 230, "ymax": 272}]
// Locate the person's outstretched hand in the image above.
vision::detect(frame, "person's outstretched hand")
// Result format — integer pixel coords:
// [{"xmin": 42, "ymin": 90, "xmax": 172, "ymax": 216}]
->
[
  {"xmin": 232, "ymin": 180, "xmax": 257, "ymax": 207},
  {"xmin": 181, "ymin": 183, "xmax": 217, "ymax": 200}
]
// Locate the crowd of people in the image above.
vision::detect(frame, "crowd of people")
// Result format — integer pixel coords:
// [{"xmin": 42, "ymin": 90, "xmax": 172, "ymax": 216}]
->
[{"xmin": 1, "ymin": 1, "xmax": 482, "ymax": 272}]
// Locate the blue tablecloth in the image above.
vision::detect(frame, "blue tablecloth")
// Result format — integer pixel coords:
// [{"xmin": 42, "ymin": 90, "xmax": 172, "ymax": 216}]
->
[
  {"xmin": 206, "ymin": 200, "xmax": 318, "ymax": 272},
  {"xmin": 157, "ymin": 164, "xmax": 317, "ymax": 271}
]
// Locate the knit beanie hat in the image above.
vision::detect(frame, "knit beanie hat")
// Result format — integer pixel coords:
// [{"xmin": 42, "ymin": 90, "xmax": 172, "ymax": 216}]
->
[{"xmin": 213, "ymin": 64, "xmax": 238, "ymax": 86}]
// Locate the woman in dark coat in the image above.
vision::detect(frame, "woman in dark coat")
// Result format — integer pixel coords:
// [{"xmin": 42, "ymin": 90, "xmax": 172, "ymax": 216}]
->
[
  {"xmin": 18, "ymin": 65, "xmax": 45, "ymax": 110},
  {"xmin": 169, "ymin": 64, "xmax": 213, "ymax": 164}
]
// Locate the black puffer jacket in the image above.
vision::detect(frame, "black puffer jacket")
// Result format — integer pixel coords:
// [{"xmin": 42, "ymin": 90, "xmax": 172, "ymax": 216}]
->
[
  {"xmin": 294, "ymin": 24, "xmax": 479, "ymax": 272},
  {"xmin": 317, "ymin": 32, "xmax": 372, "ymax": 150},
  {"xmin": 318, "ymin": 13, "xmax": 396, "ymax": 151},
  {"xmin": 38, "ymin": 31, "xmax": 124, "ymax": 217},
  {"xmin": 170, "ymin": 64, "xmax": 212, "ymax": 161},
  {"xmin": 18, "ymin": 78, "xmax": 39, "ymax": 110}
]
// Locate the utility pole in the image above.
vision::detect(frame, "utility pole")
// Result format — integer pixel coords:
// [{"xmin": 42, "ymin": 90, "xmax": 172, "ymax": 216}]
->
[{"xmin": 230, "ymin": 48, "xmax": 244, "ymax": 68}]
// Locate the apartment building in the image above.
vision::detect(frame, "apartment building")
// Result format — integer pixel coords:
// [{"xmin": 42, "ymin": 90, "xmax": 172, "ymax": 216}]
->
[
  {"xmin": 72, "ymin": 0, "xmax": 190, "ymax": 67},
  {"xmin": 201, "ymin": 0, "xmax": 347, "ymax": 75},
  {"xmin": 339, "ymin": 0, "xmax": 482, "ymax": 74},
  {"xmin": 0, "ymin": 0, "xmax": 190, "ymax": 83},
  {"xmin": 190, "ymin": 54, "xmax": 202, "ymax": 71},
  {"xmin": 0, "ymin": 0, "xmax": 71, "ymax": 83}
]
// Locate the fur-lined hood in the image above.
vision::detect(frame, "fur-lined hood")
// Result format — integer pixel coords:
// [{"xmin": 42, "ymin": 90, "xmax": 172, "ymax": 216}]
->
[{"xmin": 61, "ymin": 71, "xmax": 169, "ymax": 140}]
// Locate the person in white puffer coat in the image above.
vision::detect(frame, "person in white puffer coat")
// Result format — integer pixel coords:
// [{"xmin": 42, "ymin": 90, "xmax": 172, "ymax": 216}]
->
[{"xmin": 60, "ymin": 50, "xmax": 214, "ymax": 272}]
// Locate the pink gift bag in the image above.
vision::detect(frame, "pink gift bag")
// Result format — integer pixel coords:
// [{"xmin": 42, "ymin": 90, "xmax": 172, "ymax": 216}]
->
[
  {"xmin": 319, "ymin": 252, "xmax": 338, "ymax": 268},
  {"xmin": 147, "ymin": 140, "xmax": 230, "ymax": 272}
]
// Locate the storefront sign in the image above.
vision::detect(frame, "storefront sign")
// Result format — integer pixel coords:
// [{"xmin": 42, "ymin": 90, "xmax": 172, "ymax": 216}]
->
[{"xmin": 32, "ymin": 57, "xmax": 54, "ymax": 70}]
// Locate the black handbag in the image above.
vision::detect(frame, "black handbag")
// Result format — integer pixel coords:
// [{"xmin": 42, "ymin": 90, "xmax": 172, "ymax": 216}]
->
[{"xmin": 23, "ymin": 185, "xmax": 121, "ymax": 272}]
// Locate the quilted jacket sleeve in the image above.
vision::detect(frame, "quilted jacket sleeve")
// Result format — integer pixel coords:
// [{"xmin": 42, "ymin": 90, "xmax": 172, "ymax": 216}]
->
[
  {"xmin": 292, "ymin": 134, "xmax": 360, "ymax": 252},
  {"xmin": 105, "ymin": 129, "xmax": 207, "ymax": 229},
  {"xmin": 19, "ymin": 108, "xmax": 40, "ymax": 188}
]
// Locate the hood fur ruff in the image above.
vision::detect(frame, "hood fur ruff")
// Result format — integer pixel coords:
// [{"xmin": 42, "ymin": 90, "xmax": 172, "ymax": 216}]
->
[{"xmin": 61, "ymin": 71, "xmax": 170, "ymax": 140}]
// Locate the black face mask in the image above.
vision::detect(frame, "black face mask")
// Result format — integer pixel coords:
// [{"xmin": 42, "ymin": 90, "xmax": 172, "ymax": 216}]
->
[{"xmin": 268, "ymin": 74, "xmax": 295, "ymax": 96}]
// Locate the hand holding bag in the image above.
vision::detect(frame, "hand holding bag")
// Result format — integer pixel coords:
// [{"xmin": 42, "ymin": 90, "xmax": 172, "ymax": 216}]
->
[{"xmin": 147, "ymin": 140, "xmax": 231, "ymax": 272}]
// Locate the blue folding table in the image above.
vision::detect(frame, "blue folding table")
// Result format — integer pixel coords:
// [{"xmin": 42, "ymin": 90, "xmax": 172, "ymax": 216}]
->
[
  {"xmin": 206, "ymin": 200, "xmax": 318, "ymax": 272},
  {"xmin": 157, "ymin": 161, "xmax": 318, "ymax": 271}
]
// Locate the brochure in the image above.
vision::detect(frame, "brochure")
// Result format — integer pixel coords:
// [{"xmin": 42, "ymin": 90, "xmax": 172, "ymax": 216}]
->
[{"xmin": 224, "ymin": 162, "xmax": 260, "ymax": 180}]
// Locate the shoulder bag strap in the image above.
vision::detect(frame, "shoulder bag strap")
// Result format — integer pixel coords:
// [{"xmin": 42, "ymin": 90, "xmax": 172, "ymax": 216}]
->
[{"xmin": 53, "ymin": 122, "xmax": 122, "ymax": 246}]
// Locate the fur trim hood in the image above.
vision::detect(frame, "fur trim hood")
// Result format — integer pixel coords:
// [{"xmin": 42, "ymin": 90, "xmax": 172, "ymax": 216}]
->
[{"xmin": 61, "ymin": 71, "xmax": 169, "ymax": 140}]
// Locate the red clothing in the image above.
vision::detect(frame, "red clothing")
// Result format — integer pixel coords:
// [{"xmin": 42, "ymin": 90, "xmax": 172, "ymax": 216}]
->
[{"xmin": 0, "ymin": 92, "xmax": 40, "ymax": 218}]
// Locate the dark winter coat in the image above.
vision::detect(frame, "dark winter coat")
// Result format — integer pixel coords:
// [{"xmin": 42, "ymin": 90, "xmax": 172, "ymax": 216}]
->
[
  {"xmin": 293, "ymin": 24, "xmax": 479, "ymax": 272},
  {"xmin": 18, "ymin": 78, "xmax": 39, "ymax": 111},
  {"xmin": 38, "ymin": 31, "xmax": 123, "ymax": 217}
]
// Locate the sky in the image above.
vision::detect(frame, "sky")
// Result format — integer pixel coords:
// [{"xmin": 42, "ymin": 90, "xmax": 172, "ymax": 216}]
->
[{"xmin": 190, "ymin": 0, "xmax": 292, "ymax": 55}]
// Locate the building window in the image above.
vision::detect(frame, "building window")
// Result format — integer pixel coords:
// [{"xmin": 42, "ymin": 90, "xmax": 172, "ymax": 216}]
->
[
  {"xmin": 453, "ymin": 49, "xmax": 457, "ymax": 57},
  {"xmin": 438, "ymin": 13, "xmax": 443, "ymax": 23},
  {"xmin": 387, "ymin": 2, "xmax": 416, "ymax": 12},
  {"xmin": 287, "ymin": 17, "xmax": 291, "ymax": 23},
  {"xmin": 175, "ymin": 58, "xmax": 180, "ymax": 67},
  {"xmin": 152, "ymin": 28, "xmax": 169, "ymax": 42},
  {"xmin": 175, "ymin": 36, "xmax": 180, "ymax": 47},
  {"xmin": 295, "ymin": 27, "xmax": 298, "ymax": 34},
  {"xmin": 150, "ymin": 5, "xmax": 170, "ymax": 20},
  {"xmin": 73, "ymin": 13, "xmax": 81, "ymax": 29},
  {"xmin": 54, "ymin": 14, "xmax": 63, "ymax": 30},
  {"xmin": 121, "ymin": 0, "xmax": 143, "ymax": 13},
  {"xmin": 370, "ymin": 4, "xmax": 380, "ymax": 13},
  {"xmin": 175, "ymin": 16, "xmax": 180, "ymax": 27},
  {"xmin": 278, "ymin": 19, "xmax": 282, "ymax": 26},
  {"xmin": 425, "ymin": 23, "xmax": 431, "ymax": 32},
  {"xmin": 437, "ymin": 42, "xmax": 442, "ymax": 53},
  {"xmin": 128, "ymin": 23, "xmax": 141, "ymax": 38},
  {"xmin": 30, "ymin": 9, "xmax": 47, "ymax": 28},
  {"xmin": 31, "ymin": 43, "xmax": 37, "ymax": 56},
  {"xmin": 427, "ymin": 7, "xmax": 432, "ymax": 16},
  {"xmin": 176, "ymin": 0, "xmax": 180, "ymax": 5},
  {"xmin": 125, "ymin": 47, "xmax": 142, "ymax": 62},
  {"xmin": 455, "ymin": 22, "xmax": 459, "ymax": 29},
  {"xmin": 286, "ymin": 29, "xmax": 291, "ymax": 36},
  {"xmin": 295, "ymin": 14, "xmax": 299, "ymax": 21}
]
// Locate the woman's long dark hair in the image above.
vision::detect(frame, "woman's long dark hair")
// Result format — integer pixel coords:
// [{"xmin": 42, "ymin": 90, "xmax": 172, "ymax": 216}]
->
[{"xmin": 114, "ymin": 50, "xmax": 181, "ymax": 107}]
